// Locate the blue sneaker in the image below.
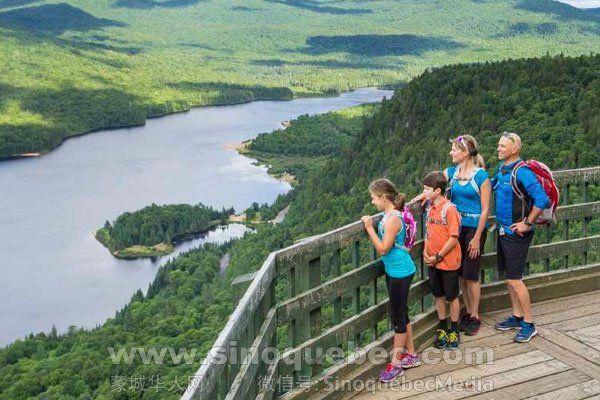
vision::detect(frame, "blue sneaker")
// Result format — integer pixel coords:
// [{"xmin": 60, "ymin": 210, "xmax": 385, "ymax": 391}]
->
[
  {"xmin": 495, "ymin": 315, "xmax": 522, "ymax": 331},
  {"xmin": 514, "ymin": 321, "xmax": 537, "ymax": 343}
]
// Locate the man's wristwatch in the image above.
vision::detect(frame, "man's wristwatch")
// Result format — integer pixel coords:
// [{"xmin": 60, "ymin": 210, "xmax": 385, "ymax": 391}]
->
[
  {"xmin": 523, "ymin": 219, "xmax": 533, "ymax": 228},
  {"xmin": 435, "ymin": 253, "xmax": 443, "ymax": 263}
]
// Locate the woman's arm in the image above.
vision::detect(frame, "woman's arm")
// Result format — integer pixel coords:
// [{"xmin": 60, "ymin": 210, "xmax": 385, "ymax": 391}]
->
[{"xmin": 469, "ymin": 179, "xmax": 491, "ymax": 258}]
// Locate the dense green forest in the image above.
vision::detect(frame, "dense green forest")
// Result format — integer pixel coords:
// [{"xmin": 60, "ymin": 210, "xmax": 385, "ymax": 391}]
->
[
  {"xmin": 246, "ymin": 103, "xmax": 380, "ymax": 179},
  {"xmin": 96, "ymin": 203, "xmax": 233, "ymax": 258},
  {"xmin": 282, "ymin": 53, "xmax": 600, "ymax": 236},
  {"xmin": 1, "ymin": 0, "xmax": 600, "ymax": 157},
  {"xmin": 1, "ymin": 54, "xmax": 599, "ymax": 399}
]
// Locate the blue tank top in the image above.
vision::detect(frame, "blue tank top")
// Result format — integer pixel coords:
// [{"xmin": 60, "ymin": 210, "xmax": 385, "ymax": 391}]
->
[
  {"xmin": 445, "ymin": 166, "xmax": 489, "ymax": 229},
  {"xmin": 377, "ymin": 210, "xmax": 416, "ymax": 278}
]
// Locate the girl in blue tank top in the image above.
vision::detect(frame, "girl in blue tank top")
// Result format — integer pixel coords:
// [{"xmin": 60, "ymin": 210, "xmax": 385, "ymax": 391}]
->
[
  {"xmin": 377, "ymin": 210, "xmax": 416, "ymax": 278},
  {"xmin": 361, "ymin": 179, "xmax": 421, "ymax": 382}
]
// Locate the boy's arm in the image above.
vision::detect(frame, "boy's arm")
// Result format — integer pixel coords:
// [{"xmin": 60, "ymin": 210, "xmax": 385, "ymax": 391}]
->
[{"xmin": 436, "ymin": 236, "xmax": 459, "ymax": 260}]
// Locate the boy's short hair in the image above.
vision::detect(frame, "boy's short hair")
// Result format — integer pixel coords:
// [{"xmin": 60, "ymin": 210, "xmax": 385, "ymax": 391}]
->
[{"xmin": 423, "ymin": 171, "xmax": 447, "ymax": 194}]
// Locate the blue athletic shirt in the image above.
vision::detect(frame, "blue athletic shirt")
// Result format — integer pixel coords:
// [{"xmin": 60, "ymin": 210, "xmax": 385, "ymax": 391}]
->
[
  {"xmin": 377, "ymin": 210, "xmax": 417, "ymax": 278},
  {"xmin": 444, "ymin": 166, "xmax": 489, "ymax": 229},
  {"xmin": 492, "ymin": 159, "xmax": 550, "ymax": 236}
]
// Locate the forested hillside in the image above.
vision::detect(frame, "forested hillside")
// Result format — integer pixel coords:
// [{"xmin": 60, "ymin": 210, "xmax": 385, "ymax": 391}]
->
[
  {"xmin": 246, "ymin": 103, "xmax": 380, "ymax": 178},
  {"xmin": 284, "ymin": 53, "xmax": 600, "ymax": 235},
  {"xmin": 1, "ymin": 54, "xmax": 599, "ymax": 399},
  {"xmin": 1, "ymin": 0, "xmax": 600, "ymax": 156}
]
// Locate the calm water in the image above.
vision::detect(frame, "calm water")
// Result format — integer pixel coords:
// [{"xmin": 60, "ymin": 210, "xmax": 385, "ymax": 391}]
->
[{"xmin": 0, "ymin": 88, "xmax": 392, "ymax": 346}]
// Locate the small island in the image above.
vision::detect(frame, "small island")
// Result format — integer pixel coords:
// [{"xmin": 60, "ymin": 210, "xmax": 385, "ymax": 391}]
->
[{"xmin": 96, "ymin": 203, "xmax": 233, "ymax": 259}]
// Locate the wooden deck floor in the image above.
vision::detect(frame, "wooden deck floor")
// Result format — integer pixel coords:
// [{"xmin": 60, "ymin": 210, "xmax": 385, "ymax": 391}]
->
[{"xmin": 351, "ymin": 289, "xmax": 600, "ymax": 400}]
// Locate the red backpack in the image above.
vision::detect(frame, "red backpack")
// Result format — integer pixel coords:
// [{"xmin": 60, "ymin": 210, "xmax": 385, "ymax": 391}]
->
[{"xmin": 511, "ymin": 160, "xmax": 560, "ymax": 224}]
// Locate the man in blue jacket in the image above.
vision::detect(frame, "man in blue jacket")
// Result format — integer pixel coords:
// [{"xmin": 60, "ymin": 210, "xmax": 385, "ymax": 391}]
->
[{"xmin": 492, "ymin": 132, "xmax": 550, "ymax": 343}]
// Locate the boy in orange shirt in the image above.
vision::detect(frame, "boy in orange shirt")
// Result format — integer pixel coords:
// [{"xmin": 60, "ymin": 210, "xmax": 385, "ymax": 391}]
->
[{"xmin": 422, "ymin": 171, "xmax": 462, "ymax": 349}]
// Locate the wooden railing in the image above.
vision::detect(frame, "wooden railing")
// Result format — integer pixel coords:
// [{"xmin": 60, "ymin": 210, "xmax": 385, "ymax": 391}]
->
[{"xmin": 182, "ymin": 166, "xmax": 600, "ymax": 400}]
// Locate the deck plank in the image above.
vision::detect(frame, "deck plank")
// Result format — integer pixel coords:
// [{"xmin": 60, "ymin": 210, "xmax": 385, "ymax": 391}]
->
[
  {"xmin": 405, "ymin": 360, "xmax": 571, "ymax": 400},
  {"xmin": 484, "ymin": 290, "xmax": 600, "ymax": 318},
  {"xmin": 545, "ymin": 312, "xmax": 600, "ymax": 332},
  {"xmin": 523, "ymin": 379, "xmax": 600, "ymax": 400},
  {"xmin": 375, "ymin": 350, "xmax": 554, "ymax": 399},
  {"xmin": 465, "ymin": 369, "xmax": 592, "ymax": 400}
]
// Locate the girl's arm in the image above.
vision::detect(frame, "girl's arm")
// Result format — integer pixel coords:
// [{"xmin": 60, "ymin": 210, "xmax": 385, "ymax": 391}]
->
[
  {"xmin": 361, "ymin": 215, "xmax": 401, "ymax": 256},
  {"xmin": 469, "ymin": 179, "xmax": 491, "ymax": 258}
]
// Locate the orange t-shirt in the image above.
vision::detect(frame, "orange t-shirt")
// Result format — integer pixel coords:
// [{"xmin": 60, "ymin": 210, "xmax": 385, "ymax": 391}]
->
[{"xmin": 425, "ymin": 198, "xmax": 462, "ymax": 271}]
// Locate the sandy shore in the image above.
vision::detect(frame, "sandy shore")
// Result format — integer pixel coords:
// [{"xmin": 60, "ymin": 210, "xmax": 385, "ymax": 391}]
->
[{"xmin": 223, "ymin": 140, "xmax": 251, "ymax": 152}]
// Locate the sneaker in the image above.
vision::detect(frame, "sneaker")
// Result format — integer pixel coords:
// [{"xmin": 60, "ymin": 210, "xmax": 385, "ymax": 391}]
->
[
  {"xmin": 464, "ymin": 317, "xmax": 481, "ymax": 336},
  {"xmin": 399, "ymin": 353, "xmax": 421, "ymax": 369},
  {"xmin": 378, "ymin": 362, "xmax": 404, "ymax": 382},
  {"xmin": 447, "ymin": 330, "xmax": 460, "ymax": 349},
  {"xmin": 433, "ymin": 329, "xmax": 448, "ymax": 349},
  {"xmin": 495, "ymin": 315, "xmax": 522, "ymax": 331},
  {"xmin": 514, "ymin": 321, "xmax": 537, "ymax": 343},
  {"xmin": 458, "ymin": 313, "xmax": 471, "ymax": 331}
]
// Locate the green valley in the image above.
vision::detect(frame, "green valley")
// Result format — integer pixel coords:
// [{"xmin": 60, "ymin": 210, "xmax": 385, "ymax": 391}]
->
[{"xmin": 1, "ymin": 0, "xmax": 600, "ymax": 156}]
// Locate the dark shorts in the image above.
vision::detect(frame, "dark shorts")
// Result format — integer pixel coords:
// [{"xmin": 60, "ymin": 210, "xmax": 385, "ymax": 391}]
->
[
  {"xmin": 428, "ymin": 267, "xmax": 459, "ymax": 301},
  {"xmin": 497, "ymin": 231, "xmax": 534, "ymax": 280},
  {"xmin": 458, "ymin": 227, "xmax": 487, "ymax": 281},
  {"xmin": 386, "ymin": 274, "xmax": 413, "ymax": 334}
]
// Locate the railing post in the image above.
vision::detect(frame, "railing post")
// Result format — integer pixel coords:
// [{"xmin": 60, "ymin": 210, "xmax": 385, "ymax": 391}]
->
[
  {"xmin": 287, "ymin": 266, "xmax": 296, "ymax": 348},
  {"xmin": 582, "ymin": 181, "xmax": 589, "ymax": 265},
  {"xmin": 369, "ymin": 243, "xmax": 378, "ymax": 339},
  {"xmin": 544, "ymin": 224, "xmax": 551, "ymax": 272},
  {"xmin": 564, "ymin": 185, "xmax": 570, "ymax": 268},
  {"xmin": 293, "ymin": 258, "xmax": 311, "ymax": 380},
  {"xmin": 308, "ymin": 257, "xmax": 322, "ymax": 376},
  {"xmin": 332, "ymin": 249, "xmax": 342, "ymax": 325},
  {"xmin": 351, "ymin": 240, "xmax": 361, "ymax": 348},
  {"xmin": 419, "ymin": 210, "xmax": 426, "ymax": 312}
]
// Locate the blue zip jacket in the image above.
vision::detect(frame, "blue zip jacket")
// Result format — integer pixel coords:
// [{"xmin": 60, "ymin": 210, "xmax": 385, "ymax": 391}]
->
[{"xmin": 492, "ymin": 159, "xmax": 550, "ymax": 236}]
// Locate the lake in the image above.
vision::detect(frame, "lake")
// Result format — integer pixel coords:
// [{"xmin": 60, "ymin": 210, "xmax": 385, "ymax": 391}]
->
[{"xmin": 0, "ymin": 88, "xmax": 392, "ymax": 346}]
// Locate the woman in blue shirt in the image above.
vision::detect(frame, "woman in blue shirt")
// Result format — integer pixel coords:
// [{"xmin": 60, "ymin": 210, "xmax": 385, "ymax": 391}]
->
[{"xmin": 444, "ymin": 135, "xmax": 491, "ymax": 336}]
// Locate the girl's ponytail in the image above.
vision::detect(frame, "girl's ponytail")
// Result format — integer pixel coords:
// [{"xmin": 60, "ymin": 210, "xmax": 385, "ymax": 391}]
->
[{"xmin": 393, "ymin": 192, "xmax": 406, "ymax": 211}]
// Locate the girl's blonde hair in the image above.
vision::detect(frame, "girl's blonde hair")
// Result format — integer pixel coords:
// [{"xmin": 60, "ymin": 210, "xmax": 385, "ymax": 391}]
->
[
  {"xmin": 452, "ymin": 134, "xmax": 485, "ymax": 168},
  {"xmin": 369, "ymin": 179, "xmax": 405, "ymax": 211}
]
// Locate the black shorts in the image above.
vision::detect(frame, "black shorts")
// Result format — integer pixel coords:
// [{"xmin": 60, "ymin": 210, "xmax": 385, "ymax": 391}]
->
[
  {"xmin": 428, "ymin": 267, "xmax": 459, "ymax": 301},
  {"xmin": 386, "ymin": 274, "xmax": 413, "ymax": 334},
  {"xmin": 458, "ymin": 227, "xmax": 487, "ymax": 281},
  {"xmin": 497, "ymin": 231, "xmax": 534, "ymax": 280}
]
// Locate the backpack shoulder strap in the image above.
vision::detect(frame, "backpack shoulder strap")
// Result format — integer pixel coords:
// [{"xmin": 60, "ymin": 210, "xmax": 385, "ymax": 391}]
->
[
  {"xmin": 510, "ymin": 161, "xmax": 527, "ymax": 200},
  {"xmin": 470, "ymin": 167, "xmax": 484, "ymax": 196},
  {"xmin": 392, "ymin": 209, "xmax": 404, "ymax": 230},
  {"xmin": 441, "ymin": 202, "xmax": 456, "ymax": 225},
  {"xmin": 450, "ymin": 165, "xmax": 460, "ymax": 184}
]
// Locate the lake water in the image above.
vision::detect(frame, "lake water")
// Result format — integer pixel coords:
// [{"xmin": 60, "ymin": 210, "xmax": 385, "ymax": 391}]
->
[{"xmin": 0, "ymin": 88, "xmax": 392, "ymax": 347}]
